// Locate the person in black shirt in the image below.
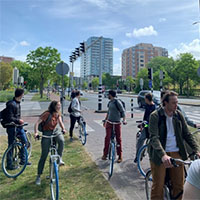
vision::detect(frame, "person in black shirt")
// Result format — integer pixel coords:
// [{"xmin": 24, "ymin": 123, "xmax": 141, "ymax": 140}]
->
[{"xmin": 134, "ymin": 92, "xmax": 156, "ymax": 163}]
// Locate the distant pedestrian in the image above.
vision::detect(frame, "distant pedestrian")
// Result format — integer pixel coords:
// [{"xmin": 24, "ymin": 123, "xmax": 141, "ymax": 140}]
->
[
  {"xmin": 102, "ymin": 90, "xmax": 127, "ymax": 163},
  {"xmin": 69, "ymin": 90, "xmax": 81, "ymax": 141},
  {"xmin": 34, "ymin": 100, "xmax": 66, "ymax": 185}
]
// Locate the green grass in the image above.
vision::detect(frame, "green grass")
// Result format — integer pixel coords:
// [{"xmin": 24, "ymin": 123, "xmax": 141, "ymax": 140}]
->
[
  {"xmin": 0, "ymin": 135, "xmax": 119, "ymax": 200},
  {"xmin": 0, "ymin": 90, "xmax": 14, "ymax": 102},
  {"xmin": 31, "ymin": 93, "xmax": 51, "ymax": 102}
]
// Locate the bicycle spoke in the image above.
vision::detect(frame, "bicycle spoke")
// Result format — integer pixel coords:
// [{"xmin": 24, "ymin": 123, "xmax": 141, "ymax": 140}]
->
[
  {"xmin": 2, "ymin": 142, "xmax": 28, "ymax": 178},
  {"xmin": 137, "ymin": 144, "xmax": 150, "ymax": 177},
  {"xmin": 50, "ymin": 161, "xmax": 59, "ymax": 200}
]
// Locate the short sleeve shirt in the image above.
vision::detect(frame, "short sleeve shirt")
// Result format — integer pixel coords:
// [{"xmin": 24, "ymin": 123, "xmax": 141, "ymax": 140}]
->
[
  {"xmin": 186, "ymin": 159, "xmax": 200, "ymax": 190},
  {"xmin": 40, "ymin": 111, "xmax": 59, "ymax": 131}
]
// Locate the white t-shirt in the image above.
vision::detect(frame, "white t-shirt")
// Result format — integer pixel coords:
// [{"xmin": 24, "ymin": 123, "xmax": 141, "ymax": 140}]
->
[
  {"xmin": 186, "ymin": 159, "xmax": 200, "ymax": 190},
  {"xmin": 165, "ymin": 114, "xmax": 179, "ymax": 152}
]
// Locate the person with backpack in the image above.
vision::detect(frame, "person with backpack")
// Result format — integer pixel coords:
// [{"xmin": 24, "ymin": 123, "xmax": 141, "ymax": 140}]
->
[
  {"xmin": 134, "ymin": 92, "xmax": 156, "ymax": 163},
  {"xmin": 1, "ymin": 88, "xmax": 31, "ymax": 170},
  {"xmin": 69, "ymin": 90, "xmax": 81, "ymax": 142},
  {"xmin": 34, "ymin": 100, "xmax": 66, "ymax": 185},
  {"xmin": 148, "ymin": 91, "xmax": 200, "ymax": 200},
  {"xmin": 102, "ymin": 90, "xmax": 127, "ymax": 163}
]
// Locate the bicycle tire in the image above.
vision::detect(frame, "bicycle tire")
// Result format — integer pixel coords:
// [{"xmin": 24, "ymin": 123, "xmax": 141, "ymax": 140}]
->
[
  {"xmin": 145, "ymin": 169, "xmax": 152, "ymax": 200},
  {"xmin": 108, "ymin": 143, "xmax": 112, "ymax": 160},
  {"xmin": 109, "ymin": 142, "xmax": 115, "ymax": 178},
  {"xmin": 79, "ymin": 122, "xmax": 87, "ymax": 145},
  {"xmin": 26, "ymin": 131, "xmax": 32, "ymax": 159},
  {"xmin": 2, "ymin": 142, "xmax": 28, "ymax": 178},
  {"xmin": 50, "ymin": 160, "xmax": 59, "ymax": 200},
  {"xmin": 137, "ymin": 144, "xmax": 150, "ymax": 177}
]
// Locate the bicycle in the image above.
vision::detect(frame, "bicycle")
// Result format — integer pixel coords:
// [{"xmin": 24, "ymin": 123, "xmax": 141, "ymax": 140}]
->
[
  {"xmin": 78, "ymin": 115, "xmax": 87, "ymax": 145},
  {"xmin": 145, "ymin": 158, "xmax": 193, "ymax": 200},
  {"xmin": 103, "ymin": 120, "xmax": 121, "ymax": 179},
  {"xmin": 37, "ymin": 132, "xmax": 61, "ymax": 200},
  {"xmin": 135, "ymin": 120, "xmax": 150, "ymax": 178},
  {"xmin": 1, "ymin": 122, "xmax": 31, "ymax": 178}
]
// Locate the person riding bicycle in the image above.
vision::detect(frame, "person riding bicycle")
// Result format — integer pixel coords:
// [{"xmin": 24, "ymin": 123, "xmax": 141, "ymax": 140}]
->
[
  {"xmin": 4, "ymin": 88, "xmax": 31, "ymax": 170},
  {"xmin": 183, "ymin": 159, "xmax": 200, "ymax": 200},
  {"xmin": 102, "ymin": 90, "xmax": 127, "ymax": 163},
  {"xmin": 134, "ymin": 92, "xmax": 156, "ymax": 163},
  {"xmin": 161, "ymin": 90, "xmax": 200, "ymax": 129},
  {"xmin": 34, "ymin": 100, "xmax": 66, "ymax": 185},
  {"xmin": 69, "ymin": 90, "xmax": 81, "ymax": 142},
  {"xmin": 148, "ymin": 91, "xmax": 200, "ymax": 200}
]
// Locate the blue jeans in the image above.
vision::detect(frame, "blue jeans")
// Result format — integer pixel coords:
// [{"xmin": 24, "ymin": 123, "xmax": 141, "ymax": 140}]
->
[{"xmin": 6, "ymin": 127, "xmax": 28, "ymax": 167}]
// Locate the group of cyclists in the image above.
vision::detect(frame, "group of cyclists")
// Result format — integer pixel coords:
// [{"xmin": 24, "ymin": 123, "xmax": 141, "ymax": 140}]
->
[{"xmin": 2, "ymin": 88, "xmax": 200, "ymax": 199}]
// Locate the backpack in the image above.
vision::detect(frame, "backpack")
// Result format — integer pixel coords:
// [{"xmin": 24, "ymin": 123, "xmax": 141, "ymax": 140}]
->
[
  {"xmin": 38, "ymin": 112, "xmax": 52, "ymax": 132},
  {"xmin": 0, "ymin": 108, "xmax": 7, "ymax": 128},
  {"xmin": 108, "ymin": 99, "xmax": 126, "ymax": 118},
  {"xmin": 68, "ymin": 102, "xmax": 73, "ymax": 113},
  {"xmin": 0, "ymin": 100, "xmax": 16, "ymax": 128}
]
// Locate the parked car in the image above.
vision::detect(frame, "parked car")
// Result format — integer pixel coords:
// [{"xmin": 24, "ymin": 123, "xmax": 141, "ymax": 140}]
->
[
  {"xmin": 104, "ymin": 90, "xmax": 110, "ymax": 98},
  {"xmin": 137, "ymin": 90, "xmax": 161, "ymax": 108}
]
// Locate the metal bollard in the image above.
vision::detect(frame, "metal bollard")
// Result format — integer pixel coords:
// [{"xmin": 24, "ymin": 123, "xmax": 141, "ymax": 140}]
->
[{"xmin": 131, "ymin": 98, "xmax": 134, "ymax": 118}]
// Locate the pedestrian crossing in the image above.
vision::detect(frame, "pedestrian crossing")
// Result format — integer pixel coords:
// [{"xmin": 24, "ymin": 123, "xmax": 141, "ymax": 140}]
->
[{"xmin": 185, "ymin": 112, "xmax": 200, "ymax": 124}]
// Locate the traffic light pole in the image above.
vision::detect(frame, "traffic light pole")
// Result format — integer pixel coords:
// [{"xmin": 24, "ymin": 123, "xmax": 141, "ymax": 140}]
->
[
  {"xmin": 71, "ymin": 61, "xmax": 74, "ymax": 91},
  {"xmin": 98, "ymin": 37, "xmax": 103, "ymax": 111}
]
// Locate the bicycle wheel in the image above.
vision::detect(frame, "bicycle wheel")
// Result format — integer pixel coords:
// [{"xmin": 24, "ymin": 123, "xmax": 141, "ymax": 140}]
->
[
  {"xmin": 79, "ymin": 122, "xmax": 87, "ymax": 145},
  {"xmin": 26, "ymin": 131, "xmax": 32, "ymax": 159},
  {"xmin": 109, "ymin": 142, "xmax": 115, "ymax": 178},
  {"xmin": 50, "ymin": 160, "xmax": 59, "ymax": 200},
  {"xmin": 137, "ymin": 144, "xmax": 150, "ymax": 177},
  {"xmin": 2, "ymin": 142, "xmax": 28, "ymax": 178},
  {"xmin": 145, "ymin": 169, "xmax": 152, "ymax": 200},
  {"xmin": 108, "ymin": 142, "xmax": 112, "ymax": 160}
]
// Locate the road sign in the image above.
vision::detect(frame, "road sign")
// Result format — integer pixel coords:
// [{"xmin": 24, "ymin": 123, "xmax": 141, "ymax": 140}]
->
[
  {"xmin": 197, "ymin": 67, "xmax": 200, "ymax": 77},
  {"xmin": 56, "ymin": 62, "xmax": 69, "ymax": 75},
  {"xmin": 149, "ymin": 80, "xmax": 152, "ymax": 88}
]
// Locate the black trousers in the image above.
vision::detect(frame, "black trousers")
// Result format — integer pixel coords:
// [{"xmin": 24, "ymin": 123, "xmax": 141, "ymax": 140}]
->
[{"xmin": 69, "ymin": 114, "xmax": 80, "ymax": 137}]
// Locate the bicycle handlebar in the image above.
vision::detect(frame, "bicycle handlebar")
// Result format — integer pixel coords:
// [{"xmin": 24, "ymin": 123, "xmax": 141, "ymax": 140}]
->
[
  {"xmin": 102, "ymin": 120, "xmax": 123, "ymax": 125},
  {"xmin": 170, "ymin": 158, "xmax": 192, "ymax": 167},
  {"xmin": 36, "ymin": 132, "xmax": 62, "ymax": 140},
  {"xmin": 4, "ymin": 122, "xmax": 28, "ymax": 127}
]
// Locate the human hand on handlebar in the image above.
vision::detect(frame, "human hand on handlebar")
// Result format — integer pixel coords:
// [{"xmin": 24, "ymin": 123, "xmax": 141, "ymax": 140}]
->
[{"xmin": 162, "ymin": 154, "xmax": 173, "ymax": 168}]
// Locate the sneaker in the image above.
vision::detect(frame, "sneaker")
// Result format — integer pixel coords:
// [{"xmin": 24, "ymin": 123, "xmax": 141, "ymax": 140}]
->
[
  {"xmin": 35, "ymin": 176, "xmax": 41, "ymax": 185},
  {"xmin": 117, "ymin": 156, "xmax": 122, "ymax": 163},
  {"xmin": 101, "ymin": 155, "xmax": 107, "ymax": 160},
  {"xmin": 134, "ymin": 158, "xmax": 137, "ymax": 163},
  {"xmin": 59, "ymin": 158, "xmax": 65, "ymax": 166},
  {"xmin": 70, "ymin": 137, "xmax": 73, "ymax": 142},
  {"xmin": 6, "ymin": 165, "xmax": 18, "ymax": 170}
]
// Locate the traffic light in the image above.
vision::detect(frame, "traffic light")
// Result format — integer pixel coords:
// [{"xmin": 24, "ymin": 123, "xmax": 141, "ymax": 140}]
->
[
  {"xmin": 80, "ymin": 42, "xmax": 86, "ymax": 53},
  {"xmin": 69, "ymin": 56, "xmax": 73, "ymax": 63},
  {"xmin": 163, "ymin": 71, "xmax": 165, "ymax": 79},
  {"xmin": 75, "ymin": 48, "xmax": 80, "ymax": 57},
  {"xmin": 148, "ymin": 68, "xmax": 153, "ymax": 80}
]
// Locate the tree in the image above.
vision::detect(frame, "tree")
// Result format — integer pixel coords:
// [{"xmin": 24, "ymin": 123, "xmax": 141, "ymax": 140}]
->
[
  {"xmin": 0, "ymin": 62, "xmax": 13, "ymax": 90},
  {"xmin": 173, "ymin": 53, "xmax": 198, "ymax": 96},
  {"xmin": 125, "ymin": 76, "xmax": 135, "ymax": 92},
  {"xmin": 11, "ymin": 60, "xmax": 36, "ymax": 90},
  {"xmin": 135, "ymin": 68, "xmax": 149, "ymax": 93},
  {"xmin": 82, "ymin": 81, "xmax": 87, "ymax": 90},
  {"xmin": 26, "ymin": 46, "xmax": 61, "ymax": 98},
  {"xmin": 92, "ymin": 77, "xmax": 99, "ymax": 91}
]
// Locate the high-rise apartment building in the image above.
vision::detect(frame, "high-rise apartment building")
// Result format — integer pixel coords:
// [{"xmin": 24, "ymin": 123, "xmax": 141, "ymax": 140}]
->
[
  {"xmin": 80, "ymin": 36, "xmax": 113, "ymax": 81},
  {"xmin": 121, "ymin": 43, "xmax": 168, "ymax": 79}
]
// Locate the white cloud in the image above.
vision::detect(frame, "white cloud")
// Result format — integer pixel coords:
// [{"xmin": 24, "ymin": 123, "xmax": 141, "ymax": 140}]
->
[
  {"xmin": 20, "ymin": 41, "xmax": 30, "ymax": 46},
  {"xmin": 159, "ymin": 18, "xmax": 166, "ymax": 22},
  {"xmin": 113, "ymin": 47, "xmax": 120, "ymax": 52},
  {"xmin": 169, "ymin": 39, "xmax": 200, "ymax": 60},
  {"xmin": 126, "ymin": 26, "xmax": 158, "ymax": 38}
]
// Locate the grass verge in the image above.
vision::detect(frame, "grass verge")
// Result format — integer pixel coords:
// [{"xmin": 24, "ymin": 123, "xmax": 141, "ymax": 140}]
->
[
  {"xmin": 65, "ymin": 96, "xmax": 88, "ymax": 101},
  {"xmin": 0, "ymin": 135, "xmax": 119, "ymax": 200},
  {"xmin": 0, "ymin": 90, "xmax": 14, "ymax": 102},
  {"xmin": 31, "ymin": 93, "xmax": 51, "ymax": 102}
]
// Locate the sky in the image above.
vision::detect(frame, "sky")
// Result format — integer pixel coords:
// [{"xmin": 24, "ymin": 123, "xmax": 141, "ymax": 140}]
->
[{"xmin": 1, "ymin": 0, "xmax": 200, "ymax": 77}]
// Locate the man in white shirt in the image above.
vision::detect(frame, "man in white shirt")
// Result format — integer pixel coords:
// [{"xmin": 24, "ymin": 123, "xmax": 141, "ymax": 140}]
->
[{"xmin": 148, "ymin": 91, "xmax": 200, "ymax": 200}]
